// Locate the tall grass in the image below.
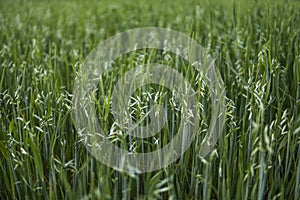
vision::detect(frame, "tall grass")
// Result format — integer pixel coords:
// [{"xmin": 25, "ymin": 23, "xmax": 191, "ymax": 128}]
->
[{"xmin": 0, "ymin": 0, "xmax": 299, "ymax": 199}]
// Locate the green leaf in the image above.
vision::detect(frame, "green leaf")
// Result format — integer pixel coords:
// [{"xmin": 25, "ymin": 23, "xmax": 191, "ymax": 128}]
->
[
  {"xmin": 28, "ymin": 136, "xmax": 44, "ymax": 182},
  {"xmin": 9, "ymin": 120, "xmax": 14, "ymax": 133}
]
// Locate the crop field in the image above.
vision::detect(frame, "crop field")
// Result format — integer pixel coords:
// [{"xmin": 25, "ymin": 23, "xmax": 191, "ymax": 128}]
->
[{"xmin": 0, "ymin": 0, "xmax": 300, "ymax": 199}]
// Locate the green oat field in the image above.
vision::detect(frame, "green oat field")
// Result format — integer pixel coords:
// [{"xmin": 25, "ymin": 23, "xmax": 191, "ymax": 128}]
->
[{"xmin": 0, "ymin": 0, "xmax": 300, "ymax": 199}]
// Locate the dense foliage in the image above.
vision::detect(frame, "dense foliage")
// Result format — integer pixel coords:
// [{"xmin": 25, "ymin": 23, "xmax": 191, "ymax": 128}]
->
[{"xmin": 0, "ymin": 0, "xmax": 299, "ymax": 199}]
